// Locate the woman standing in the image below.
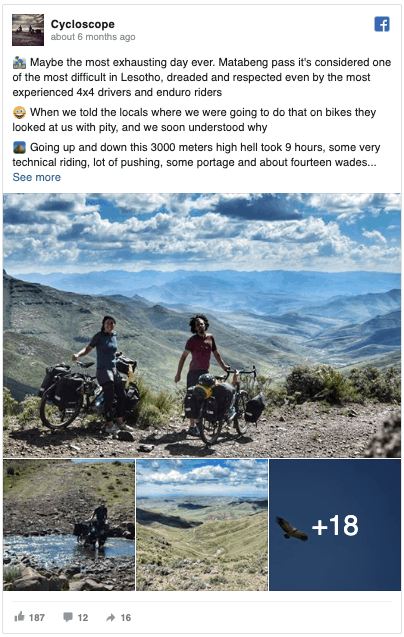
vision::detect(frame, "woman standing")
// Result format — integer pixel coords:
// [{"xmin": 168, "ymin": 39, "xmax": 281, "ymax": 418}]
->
[{"xmin": 72, "ymin": 315, "xmax": 131, "ymax": 434}]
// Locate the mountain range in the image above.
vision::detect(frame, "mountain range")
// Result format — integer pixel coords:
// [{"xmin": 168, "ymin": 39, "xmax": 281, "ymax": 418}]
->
[
  {"xmin": 12, "ymin": 269, "xmax": 401, "ymax": 315},
  {"xmin": 3, "ymin": 271, "xmax": 401, "ymax": 399}
]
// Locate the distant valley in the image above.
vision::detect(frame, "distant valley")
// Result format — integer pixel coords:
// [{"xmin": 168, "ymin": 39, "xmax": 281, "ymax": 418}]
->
[
  {"xmin": 136, "ymin": 496, "xmax": 268, "ymax": 591},
  {"xmin": 3, "ymin": 270, "xmax": 401, "ymax": 400}
]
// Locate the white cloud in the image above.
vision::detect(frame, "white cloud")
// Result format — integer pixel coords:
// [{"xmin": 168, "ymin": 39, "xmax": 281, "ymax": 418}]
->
[
  {"xmin": 362, "ymin": 230, "xmax": 387, "ymax": 244},
  {"xmin": 136, "ymin": 460, "xmax": 268, "ymax": 496},
  {"xmin": 290, "ymin": 193, "xmax": 401, "ymax": 222},
  {"xmin": 3, "ymin": 193, "xmax": 400, "ymax": 274}
]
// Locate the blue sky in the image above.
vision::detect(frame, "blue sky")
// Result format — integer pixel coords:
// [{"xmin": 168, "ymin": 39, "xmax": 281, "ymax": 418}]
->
[
  {"xmin": 3, "ymin": 193, "xmax": 400, "ymax": 274},
  {"xmin": 136, "ymin": 459, "xmax": 268, "ymax": 498},
  {"xmin": 269, "ymin": 459, "xmax": 401, "ymax": 591}
]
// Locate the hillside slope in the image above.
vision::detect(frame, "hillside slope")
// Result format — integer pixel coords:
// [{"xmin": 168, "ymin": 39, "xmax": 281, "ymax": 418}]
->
[
  {"xmin": 136, "ymin": 508, "xmax": 268, "ymax": 591},
  {"xmin": 3, "ymin": 275, "xmax": 292, "ymax": 398}
]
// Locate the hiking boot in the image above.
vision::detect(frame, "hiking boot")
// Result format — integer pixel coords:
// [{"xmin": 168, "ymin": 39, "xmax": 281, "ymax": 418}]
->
[
  {"xmin": 187, "ymin": 425, "xmax": 200, "ymax": 437},
  {"xmin": 118, "ymin": 423, "xmax": 134, "ymax": 432},
  {"xmin": 104, "ymin": 423, "xmax": 120, "ymax": 435}
]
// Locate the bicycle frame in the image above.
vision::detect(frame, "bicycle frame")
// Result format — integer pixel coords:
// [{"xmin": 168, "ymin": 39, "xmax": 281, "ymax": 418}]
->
[{"xmin": 197, "ymin": 367, "xmax": 257, "ymax": 445}]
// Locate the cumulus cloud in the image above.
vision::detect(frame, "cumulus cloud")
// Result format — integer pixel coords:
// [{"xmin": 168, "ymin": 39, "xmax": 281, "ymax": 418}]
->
[
  {"xmin": 3, "ymin": 193, "xmax": 400, "ymax": 274},
  {"xmin": 290, "ymin": 193, "xmax": 401, "ymax": 222},
  {"xmin": 136, "ymin": 460, "xmax": 268, "ymax": 496},
  {"xmin": 362, "ymin": 229, "xmax": 387, "ymax": 244}
]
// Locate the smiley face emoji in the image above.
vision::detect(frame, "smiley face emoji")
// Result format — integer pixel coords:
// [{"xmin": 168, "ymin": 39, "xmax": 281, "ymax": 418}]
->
[{"xmin": 13, "ymin": 106, "xmax": 26, "ymax": 119}]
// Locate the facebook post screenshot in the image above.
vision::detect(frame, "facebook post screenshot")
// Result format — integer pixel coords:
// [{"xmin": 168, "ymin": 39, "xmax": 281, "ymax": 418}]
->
[{"xmin": 2, "ymin": 3, "xmax": 402, "ymax": 635}]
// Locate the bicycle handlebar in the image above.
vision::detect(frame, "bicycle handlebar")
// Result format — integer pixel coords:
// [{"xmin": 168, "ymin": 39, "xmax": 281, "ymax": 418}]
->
[{"xmin": 219, "ymin": 365, "xmax": 257, "ymax": 382}]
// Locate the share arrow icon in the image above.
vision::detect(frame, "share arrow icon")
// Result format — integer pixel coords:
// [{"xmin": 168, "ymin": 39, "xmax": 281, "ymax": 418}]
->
[{"xmin": 106, "ymin": 614, "xmax": 115, "ymax": 622}]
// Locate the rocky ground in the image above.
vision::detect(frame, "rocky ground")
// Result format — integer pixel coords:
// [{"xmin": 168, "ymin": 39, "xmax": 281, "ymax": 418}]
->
[
  {"xmin": 136, "ymin": 555, "xmax": 268, "ymax": 592},
  {"xmin": 3, "ymin": 554, "xmax": 135, "ymax": 591},
  {"xmin": 3, "ymin": 402, "xmax": 400, "ymax": 459},
  {"xmin": 3, "ymin": 492, "xmax": 135, "ymax": 540},
  {"xmin": 3, "ymin": 460, "xmax": 135, "ymax": 536}
]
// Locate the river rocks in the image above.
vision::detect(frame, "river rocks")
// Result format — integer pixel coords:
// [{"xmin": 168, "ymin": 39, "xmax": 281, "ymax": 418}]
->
[
  {"xmin": 63, "ymin": 566, "xmax": 81, "ymax": 578},
  {"xmin": 4, "ymin": 553, "xmax": 136, "ymax": 591},
  {"xmin": 48, "ymin": 575, "xmax": 69, "ymax": 591},
  {"xmin": 69, "ymin": 578, "xmax": 114, "ymax": 592},
  {"xmin": 13, "ymin": 566, "xmax": 49, "ymax": 591}
]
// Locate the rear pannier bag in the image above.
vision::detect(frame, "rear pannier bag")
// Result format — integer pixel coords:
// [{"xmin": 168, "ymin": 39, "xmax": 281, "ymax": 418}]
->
[
  {"xmin": 124, "ymin": 382, "xmax": 140, "ymax": 413},
  {"xmin": 204, "ymin": 396, "xmax": 218, "ymax": 422},
  {"xmin": 245, "ymin": 394, "xmax": 266, "ymax": 423},
  {"xmin": 54, "ymin": 374, "xmax": 84, "ymax": 409},
  {"xmin": 213, "ymin": 382, "xmax": 236, "ymax": 419},
  {"xmin": 38, "ymin": 363, "xmax": 71, "ymax": 397},
  {"xmin": 116, "ymin": 356, "xmax": 137, "ymax": 376},
  {"xmin": 184, "ymin": 386, "xmax": 202, "ymax": 419}
]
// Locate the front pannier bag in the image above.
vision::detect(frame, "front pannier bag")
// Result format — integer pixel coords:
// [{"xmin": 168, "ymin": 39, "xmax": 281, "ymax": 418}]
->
[
  {"xmin": 245, "ymin": 394, "xmax": 266, "ymax": 423},
  {"xmin": 184, "ymin": 386, "xmax": 202, "ymax": 419},
  {"xmin": 54, "ymin": 374, "xmax": 84, "ymax": 409},
  {"xmin": 213, "ymin": 382, "xmax": 236, "ymax": 419}
]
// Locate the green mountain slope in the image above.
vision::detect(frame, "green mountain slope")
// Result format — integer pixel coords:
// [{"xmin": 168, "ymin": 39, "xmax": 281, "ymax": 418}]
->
[
  {"xmin": 136, "ymin": 509, "xmax": 268, "ymax": 591},
  {"xmin": 3, "ymin": 275, "xmax": 287, "ymax": 398}
]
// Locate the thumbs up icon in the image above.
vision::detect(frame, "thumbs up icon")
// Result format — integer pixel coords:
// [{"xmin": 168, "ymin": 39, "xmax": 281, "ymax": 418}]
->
[{"xmin": 14, "ymin": 611, "xmax": 25, "ymax": 621}]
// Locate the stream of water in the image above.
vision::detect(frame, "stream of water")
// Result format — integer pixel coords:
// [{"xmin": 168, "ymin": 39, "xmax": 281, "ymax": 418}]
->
[{"xmin": 4, "ymin": 535, "xmax": 135, "ymax": 569}]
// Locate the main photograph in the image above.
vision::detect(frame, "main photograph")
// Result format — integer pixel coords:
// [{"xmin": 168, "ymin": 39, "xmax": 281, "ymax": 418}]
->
[{"xmin": 3, "ymin": 193, "xmax": 401, "ymax": 459}]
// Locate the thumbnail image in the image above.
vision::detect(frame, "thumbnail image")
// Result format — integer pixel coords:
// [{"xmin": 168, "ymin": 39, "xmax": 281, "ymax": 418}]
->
[
  {"xmin": 13, "ymin": 142, "xmax": 26, "ymax": 154},
  {"xmin": 13, "ymin": 56, "xmax": 26, "ymax": 69},
  {"xmin": 136, "ymin": 459, "xmax": 268, "ymax": 590},
  {"xmin": 268, "ymin": 459, "xmax": 401, "ymax": 591},
  {"xmin": 3, "ymin": 193, "xmax": 400, "ymax": 460},
  {"xmin": 12, "ymin": 14, "xmax": 44, "ymax": 46},
  {"xmin": 3, "ymin": 459, "xmax": 135, "ymax": 591}
]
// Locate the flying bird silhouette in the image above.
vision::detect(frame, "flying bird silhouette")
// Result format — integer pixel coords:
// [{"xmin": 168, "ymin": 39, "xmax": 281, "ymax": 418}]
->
[{"xmin": 276, "ymin": 516, "xmax": 308, "ymax": 541}]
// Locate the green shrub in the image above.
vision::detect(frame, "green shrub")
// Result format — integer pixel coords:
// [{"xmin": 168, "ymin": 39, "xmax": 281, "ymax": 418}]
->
[
  {"xmin": 347, "ymin": 366, "xmax": 401, "ymax": 403},
  {"xmin": 263, "ymin": 384, "xmax": 288, "ymax": 407},
  {"xmin": 209, "ymin": 574, "xmax": 227, "ymax": 585},
  {"xmin": 3, "ymin": 565, "xmax": 22, "ymax": 583},
  {"xmin": 154, "ymin": 390, "xmax": 175, "ymax": 412},
  {"xmin": 137, "ymin": 403, "xmax": 166, "ymax": 428},
  {"xmin": 286, "ymin": 365, "xmax": 325, "ymax": 402},
  {"xmin": 314, "ymin": 366, "xmax": 347, "ymax": 404},
  {"xmin": 18, "ymin": 395, "xmax": 41, "ymax": 426},
  {"xmin": 284, "ymin": 364, "xmax": 401, "ymax": 405},
  {"xmin": 3, "ymin": 388, "xmax": 18, "ymax": 416},
  {"xmin": 127, "ymin": 376, "xmax": 174, "ymax": 427}
]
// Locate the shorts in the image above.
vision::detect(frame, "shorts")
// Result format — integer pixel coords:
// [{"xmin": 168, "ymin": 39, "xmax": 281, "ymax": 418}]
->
[{"xmin": 187, "ymin": 369, "xmax": 209, "ymax": 389}]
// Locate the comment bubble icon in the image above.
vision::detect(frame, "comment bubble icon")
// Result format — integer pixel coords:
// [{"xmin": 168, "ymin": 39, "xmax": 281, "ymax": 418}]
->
[{"xmin": 63, "ymin": 612, "xmax": 73, "ymax": 622}]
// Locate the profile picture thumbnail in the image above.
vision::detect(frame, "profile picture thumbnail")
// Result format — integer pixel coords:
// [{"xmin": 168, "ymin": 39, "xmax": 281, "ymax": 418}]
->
[{"xmin": 12, "ymin": 14, "xmax": 44, "ymax": 46}]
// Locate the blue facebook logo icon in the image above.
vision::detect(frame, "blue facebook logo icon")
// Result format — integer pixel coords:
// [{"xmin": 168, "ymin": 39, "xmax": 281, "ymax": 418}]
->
[{"xmin": 375, "ymin": 17, "xmax": 390, "ymax": 31}]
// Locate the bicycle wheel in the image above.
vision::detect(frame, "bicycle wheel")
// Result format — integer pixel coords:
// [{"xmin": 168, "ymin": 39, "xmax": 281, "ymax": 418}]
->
[
  {"xmin": 234, "ymin": 390, "xmax": 248, "ymax": 435},
  {"xmin": 198, "ymin": 403, "xmax": 222, "ymax": 446},
  {"xmin": 39, "ymin": 384, "xmax": 83, "ymax": 430}
]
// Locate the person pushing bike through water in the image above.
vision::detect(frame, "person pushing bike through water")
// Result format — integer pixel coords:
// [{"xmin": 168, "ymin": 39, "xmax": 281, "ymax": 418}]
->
[{"xmin": 72, "ymin": 315, "xmax": 132, "ymax": 435}]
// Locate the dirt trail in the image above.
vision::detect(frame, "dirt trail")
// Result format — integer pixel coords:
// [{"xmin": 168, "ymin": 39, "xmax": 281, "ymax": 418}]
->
[{"xmin": 3, "ymin": 402, "xmax": 399, "ymax": 459}]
